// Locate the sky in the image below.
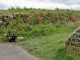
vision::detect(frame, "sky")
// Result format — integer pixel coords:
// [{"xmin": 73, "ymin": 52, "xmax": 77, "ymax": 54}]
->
[{"xmin": 0, "ymin": 0, "xmax": 80, "ymax": 10}]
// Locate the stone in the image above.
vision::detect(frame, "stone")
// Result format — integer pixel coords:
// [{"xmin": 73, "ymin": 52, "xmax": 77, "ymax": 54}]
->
[
  {"xmin": 7, "ymin": 14, "xmax": 14, "ymax": 19},
  {"xmin": 17, "ymin": 37, "xmax": 24, "ymax": 40},
  {"xmin": 0, "ymin": 14, "xmax": 14, "ymax": 22},
  {"xmin": 0, "ymin": 19, "xmax": 2, "ymax": 23},
  {"xmin": 65, "ymin": 27, "xmax": 80, "ymax": 55}
]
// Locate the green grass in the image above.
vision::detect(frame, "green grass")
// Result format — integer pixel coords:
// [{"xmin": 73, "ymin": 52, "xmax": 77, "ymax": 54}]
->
[
  {"xmin": 16, "ymin": 24, "xmax": 80, "ymax": 60},
  {"xmin": 16, "ymin": 33, "xmax": 69, "ymax": 60}
]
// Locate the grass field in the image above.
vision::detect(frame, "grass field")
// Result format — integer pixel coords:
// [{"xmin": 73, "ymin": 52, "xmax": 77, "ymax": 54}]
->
[{"xmin": 15, "ymin": 23, "xmax": 80, "ymax": 60}]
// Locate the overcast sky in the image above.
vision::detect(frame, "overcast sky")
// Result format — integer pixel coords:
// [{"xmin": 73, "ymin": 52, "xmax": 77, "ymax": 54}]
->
[{"xmin": 0, "ymin": 0, "xmax": 80, "ymax": 10}]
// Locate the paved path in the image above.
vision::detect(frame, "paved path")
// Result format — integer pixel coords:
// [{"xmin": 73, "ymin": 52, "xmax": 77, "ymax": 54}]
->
[{"xmin": 0, "ymin": 43, "xmax": 40, "ymax": 60}]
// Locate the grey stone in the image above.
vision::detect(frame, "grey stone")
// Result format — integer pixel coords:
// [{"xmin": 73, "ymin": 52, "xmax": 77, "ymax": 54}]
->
[{"xmin": 65, "ymin": 27, "xmax": 80, "ymax": 55}]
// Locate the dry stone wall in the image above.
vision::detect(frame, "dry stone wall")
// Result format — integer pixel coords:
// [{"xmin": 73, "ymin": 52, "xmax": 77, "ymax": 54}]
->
[{"xmin": 65, "ymin": 27, "xmax": 80, "ymax": 55}]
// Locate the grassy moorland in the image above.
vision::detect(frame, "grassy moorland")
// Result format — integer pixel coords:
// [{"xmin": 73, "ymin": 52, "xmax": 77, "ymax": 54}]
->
[
  {"xmin": 16, "ymin": 23, "xmax": 80, "ymax": 60},
  {"xmin": 0, "ymin": 8, "xmax": 80, "ymax": 60}
]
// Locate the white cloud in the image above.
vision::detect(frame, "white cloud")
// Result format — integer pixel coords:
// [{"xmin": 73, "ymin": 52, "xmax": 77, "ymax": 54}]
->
[{"xmin": 0, "ymin": 0, "xmax": 80, "ymax": 10}]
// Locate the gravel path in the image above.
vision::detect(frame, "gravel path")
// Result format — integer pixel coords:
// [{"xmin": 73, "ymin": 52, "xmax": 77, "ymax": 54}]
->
[{"xmin": 0, "ymin": 43, "xmax": 40, "ymax": 60}]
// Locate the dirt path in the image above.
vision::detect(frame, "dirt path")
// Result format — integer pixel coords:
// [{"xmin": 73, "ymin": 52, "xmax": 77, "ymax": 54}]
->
[{"xmin": 0, "ymin": 43, "xmax": 40, "ymax": 60}]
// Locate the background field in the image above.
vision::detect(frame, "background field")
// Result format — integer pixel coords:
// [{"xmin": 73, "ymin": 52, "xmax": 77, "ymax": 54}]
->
[{"xmin": 0, "ymin": 8, "xmax": 80, "ymax": 60}]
